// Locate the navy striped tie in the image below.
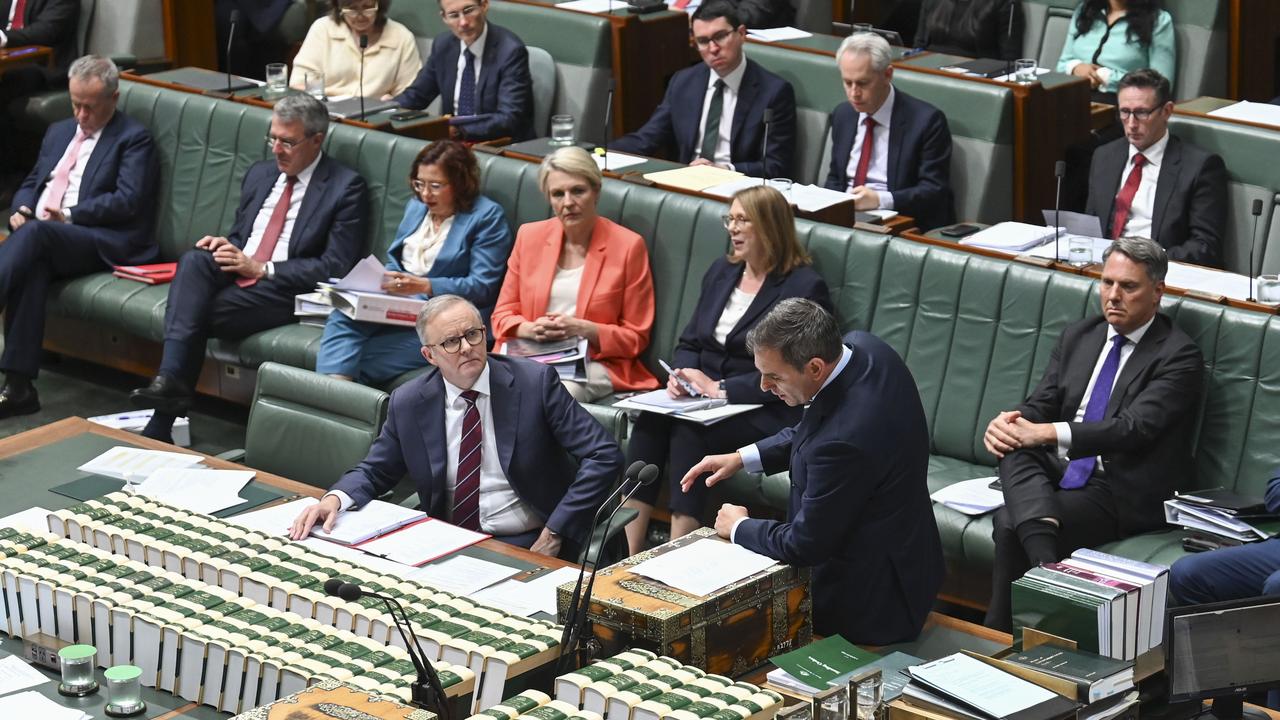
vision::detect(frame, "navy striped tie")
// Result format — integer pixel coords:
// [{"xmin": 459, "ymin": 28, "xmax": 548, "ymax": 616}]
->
[{"xmin": 453, "ymin": 389, "xmax": 482, "ymax": 530}]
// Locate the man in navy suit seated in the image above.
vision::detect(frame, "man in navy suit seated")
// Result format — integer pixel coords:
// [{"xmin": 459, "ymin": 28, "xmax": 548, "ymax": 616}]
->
[
  {"xmin": 611, "ymin": 0, "xmax": 796, "ymax": 179},
  {"xmin": 682, "ymin": 298, "xmax": 944, "ymax": 644},
  {"xmin": 290, "ymin": 295, "xmax": 624, "ymax": 558},
  {"xmin": 1, "ymin": 56, "xmax": 158, "ymax": 418},
  {"xmin": 130, "ymin": 93, "xmax": 368, "ymax": 443},
  {"xmin": 393, "ymin": 0, "xmax": 533, "ymax": 143},
  {"xmin": 823, "ymin": 32, "xmax": 955, "ymax": 231}
]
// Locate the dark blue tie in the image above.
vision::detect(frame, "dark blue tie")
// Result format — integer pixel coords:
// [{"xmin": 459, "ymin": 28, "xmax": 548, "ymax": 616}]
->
[
  {"xmin": 1059, "ymin": 334, "xmax": 1127, "ymax": 489},
  {"xmin": 457, "ymin": 48, "xmax": 476, "ymax": 117}
]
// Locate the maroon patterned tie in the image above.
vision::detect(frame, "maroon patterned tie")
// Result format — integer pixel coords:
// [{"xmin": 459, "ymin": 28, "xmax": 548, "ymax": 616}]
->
[{"xmin": 452, "ymin": 389, "xmax": 482, "ymax": 531}]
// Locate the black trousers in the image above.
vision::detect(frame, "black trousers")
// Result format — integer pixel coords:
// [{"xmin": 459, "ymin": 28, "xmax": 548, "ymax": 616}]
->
[
  {"xmin": 159, "ymin": 248, "xmax": 296, "ymax": 386},
  {"xmin": 0, "ymin": 220, "xmax": 107, "ymax": 378},
  {"xmin": 984, "ymin": 445, "xmax": 1122, "ymax": 631}
]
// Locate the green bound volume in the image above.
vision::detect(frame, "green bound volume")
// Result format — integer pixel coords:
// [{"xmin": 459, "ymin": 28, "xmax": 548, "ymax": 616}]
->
[{"xmin": 1011, "ymin": 576, "xmax": 1106, "ymax": 654}]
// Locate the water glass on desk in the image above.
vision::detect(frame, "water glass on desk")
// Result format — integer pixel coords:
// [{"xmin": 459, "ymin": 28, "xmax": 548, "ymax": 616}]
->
[
  {"xmin": 304, "ymin": 71, "xmax": 325, "ymax": 101},
  {"xmin": 550, "ymin": 114, "xmax": 576, "ymax": 146},
  {"xmin": 1257, "ymin": 275, "xmax": 1280, "ymax": 303},
  {"xmin": 265, "ymin": 63, "xmax": 287, "ymax": 98},
  {"xmin": 1014, "ymin": 59, "xmax": 1037, "ymax": 84},
  {"xmin": 853, "ymin": 671, "xmax": 882, "ymax": 720},
  {"xmin": 1068, "ymin": 236, "xmax": 1093, "ymax": 267}
]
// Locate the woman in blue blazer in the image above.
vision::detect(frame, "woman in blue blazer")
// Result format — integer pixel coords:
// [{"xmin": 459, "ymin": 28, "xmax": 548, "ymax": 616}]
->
[
  {"xmin": 621, "ymin": 185, "xmax": 831, "ymax": 554},
  {"xmin": 316, "ymin": 141, "xmax": 513, "ymax": 384}
]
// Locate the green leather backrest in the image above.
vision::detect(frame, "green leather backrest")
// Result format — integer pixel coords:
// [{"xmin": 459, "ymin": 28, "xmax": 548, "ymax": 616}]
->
[{"xmin": 246, "ymin": 362, "xmax": 390, "ymax": 489}]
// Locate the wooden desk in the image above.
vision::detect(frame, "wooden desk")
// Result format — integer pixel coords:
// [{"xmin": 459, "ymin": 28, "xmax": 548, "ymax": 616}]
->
[
  {"xmin": 1229, "ymin": 0, "xmax": 1280, "ymax": 102},
  {"xmin": 0, "ymin": 45, "xmax": 52, "ymax": 74},
  {"xmin": 1176, "ymin": 96, "xmax": 1280, "ymax": 133}
]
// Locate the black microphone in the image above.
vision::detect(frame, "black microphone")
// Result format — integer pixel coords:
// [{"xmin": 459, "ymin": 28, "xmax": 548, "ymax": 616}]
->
[
  {"xmin": 359, "ymin": 34, "xmax": 369, "ymax": 119},
  {"xmin": 1248, "ymin": 198, "xmax": 1264, "ymax": 302},
  {"xmin": 1053, "ymin": 160, "xmax": 1066, "ymax": 262},
  {"xmin": 761, "ymin": 108, "xmax": 775, "ymax": 182},
  {"xmin": 601, "ymin": 78, "xmax": 615, "ymax": 172},
  {"xmin": 225, "ymin": 9, "xmax": 241, "ymax": 96},
  {"xmin": 326, "ymin": 579, "xmax": 450, "ymax": 719}
]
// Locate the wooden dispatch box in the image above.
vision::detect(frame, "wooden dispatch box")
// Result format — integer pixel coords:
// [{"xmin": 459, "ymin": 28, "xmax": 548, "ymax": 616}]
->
[{"xmin": 556, "ymin": 528, "xmax": 812, "ymax": 675}]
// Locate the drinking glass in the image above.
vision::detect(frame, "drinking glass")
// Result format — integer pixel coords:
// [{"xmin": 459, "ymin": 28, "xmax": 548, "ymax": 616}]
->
[
  {"xmin": 265, "ymin": 63, "xmax": 287, "ymax": 98},
  {"xmin": 1014, "ymin": 58, "xmax": 1037, "ymax": 84},
  {"xmin": 854, "ymin": 672, "xmax": 883, "ymax": 720},
  {"xmin": 1068, "ymin": 236, "xmax": 1093, "ymax": 267},
  {"xmin": 104, "ymin": 664, "xmax": 146, "ymax": 717},
  {"xmin": 550, "ymin": 114, "xmax": 576, "ymax": 146},
  {"xmin": 304, "ymin": 71, "xmax": 325, "ymax": 101},
  {"xmin": 58, "ymin": 644, "xmax": 98, "ymax": 696}
]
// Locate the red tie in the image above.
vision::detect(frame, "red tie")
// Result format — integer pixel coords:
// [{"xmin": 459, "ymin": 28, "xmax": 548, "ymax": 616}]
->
[
  {"xmin": 671, "ymin": 0, "xmax": 691, "ymax": 8},
  {"xmin": 10, "ymin": 0, "xmax": 26, "ymax": 29},
  {"xmin": 1110, "ymin": 153, "xmax": 1147, "ymax": 240},
  {"xmin": 852, "ymin": 116, "xmax": 876, "ymax": 189},
  {"xmin": 237, "ymin": 176, "xmax": 296, "ymax": 288},
  {"xmin": 452, "ymin": 389, "xmax": 483, "ymax": 531}
]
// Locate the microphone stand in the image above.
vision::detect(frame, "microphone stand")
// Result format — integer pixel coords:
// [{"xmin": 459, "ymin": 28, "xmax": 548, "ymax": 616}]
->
[
  {"xmin": 601, "ymin": 79, "xmax": 615, "ymax": 172},
  {"xmin": 224, "ymin": 10, "xmax": 240, "ymax": 97},
  {"xmin": 1053, "ymin": 160, "xmax": 1065, "ymax": 263},
  {"xmin": 1248, "ymin": 198, "xmax": 1263, "ymax": 302},
  {"xmin": 359, "ymin": 34, "xmax": 369, "ymax": 119},
  {"xmin": 760, "ymin": 109, "xmax": 774, "ymax": 184}
]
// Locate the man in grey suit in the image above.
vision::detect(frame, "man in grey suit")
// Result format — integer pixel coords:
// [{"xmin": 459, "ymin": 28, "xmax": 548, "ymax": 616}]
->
[
  {"xmin": 1086, "ymin": 68, "xmax": 1227, "ymax": 268},
  {"xmin": 981, "ymin": 237, "xmax": 1204, "ymax": 630}
]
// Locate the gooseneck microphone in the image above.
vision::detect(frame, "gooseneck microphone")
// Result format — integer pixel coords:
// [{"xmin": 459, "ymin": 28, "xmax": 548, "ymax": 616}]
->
[
  {"xmin": 1053, "ymin": 160, "xmax": 1066, "ymax": 262},
  {"xmin": 760, "ymin": 108, "xmax": 775, "ymax": 183},
  {"xmin": 359, "ymin": 34, "xmax": 370, "ymax": 118},
  {"xmin": 325, "ymin": 579, "xmax": 450, "ymax": 719},
  {"xmin": 602, "ymin": 78, "xmax": 615, "ymax": 172},
  {"xmin": 1248, "ymin": 198, "xmax": 1264, "ymax": 302},
  {"xmin": 225, "ymin": 9, "xmax": 241, "ymax": 96}
]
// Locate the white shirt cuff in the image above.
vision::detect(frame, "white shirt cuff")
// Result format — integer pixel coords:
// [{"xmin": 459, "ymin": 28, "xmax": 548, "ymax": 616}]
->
[
  {"xmin": 0, "ymin": 30, "xmax": 8, "ymax": 48},
  {"xmin": 881, "ymin": 192, "xmax": 895, "ymax": 211},
  {"xmin": 738, "ymin": 445, "xmax": 763, "ymax": 474},
  {"xmin": 1063, "ymin": 59, "xmax": 1082, "ymax": 74},
  {"xmin": 1053, "ymin": 422, "xmax": 1072, "ymax": 459},
  {"xmin": 729, "ymin": 516, "xmax": 749, "ymax": 544},
  {"xmin": 325, "ymin": 490, "xmax": 355, "ymax": 512}
]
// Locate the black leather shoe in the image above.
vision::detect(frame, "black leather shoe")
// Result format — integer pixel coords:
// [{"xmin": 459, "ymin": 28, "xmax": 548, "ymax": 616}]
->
[
  {"xmin": 129, "ymin": 375, "xmax": 192, "ymax": 415},
  {"xmin": 0, "ymin": 381, "xmax": 39, "ymax": 419}
]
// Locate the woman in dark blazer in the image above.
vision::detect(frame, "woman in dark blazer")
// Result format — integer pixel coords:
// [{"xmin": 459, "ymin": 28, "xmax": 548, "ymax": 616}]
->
[
  {"xmin": 622, "ymin": 185, "xmax": 831, "ymax": 554},
  {"xmin": 316, "ymin": 140, "xmax": 512, "ymax": 384}
]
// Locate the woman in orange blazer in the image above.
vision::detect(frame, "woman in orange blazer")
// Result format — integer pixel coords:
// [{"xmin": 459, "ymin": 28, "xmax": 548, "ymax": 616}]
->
[{"xmin": 491, "ymin": 146, "xmax": 659, "ymax": 402}]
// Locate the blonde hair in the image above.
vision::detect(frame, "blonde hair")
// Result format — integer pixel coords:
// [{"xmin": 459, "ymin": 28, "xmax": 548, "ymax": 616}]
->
[
  {"xmin": 538, "ymin": 146, "xmax": 602, "ymax": 195},
  {"xmin": 728, "ymin": 185, "xmax": 810, "ymax": 274}
]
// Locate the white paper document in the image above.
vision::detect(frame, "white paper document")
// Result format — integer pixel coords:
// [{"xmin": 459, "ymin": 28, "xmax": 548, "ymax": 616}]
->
[
  {"xmin": 787, "ymin": 184, "xmax": 855, "ymax": 213},
  {"xmin": 592, "ymin": 152, "xmax": 649, "ymax": 172},
  {"xmin": 356, "ymin": 518, "xmax": 488, "ymax": 566},
  {"xmin": 1207, "ymin": 100, "xmax": 1280, "ymax": 127},
  {"xmin": 908, "ymin": 653, "xmax": 1059, "ymax": 719},
  {"xmin": 613, "ymin": 389, "xmax": 761, "ymax": 426},
  {"xmin": 297, "ymin": 537, "xmax": 412, "ymax": 577},
  {"xmin": 311, "ymin": 499, "xmax": 428, "ymax": 545},
  {"xmin": 409, "ymin": 555, "xmax": 522, "ymax": 596},
  {"xmin": 990, "ymin": 67, "xmax": 1051, "ymax": 82},
  {"xmin": 227, "ymin": 497, "xmax": 318, "ymax": 535},
  {"xmin": 332, "ymin": 254, "xmax": 387, "ymax": 292},
  {"xmin": 747, "ymin": 26, "xmax": 814, "ymax": 42},
  {"xmin": 961, "ymin": 222, "xmax": 1055, "ymax": 252},
  {"xmin": 930, "ymin": 477, "xmax": 1004, "ymax": 516},
  {"xmin": 557, "ymin": 0, "xmax": 626, "ymax": 12},
  {"xmin": 0, "ymin": 507, "xmax": 52, "ymax": 534},
  {"xmin": 0, "ymin": 691, "xmax": 90, "ymax": 720},
  {"xmin": 473, "ymin": 566, "xmax": 582, "ymax": 616},
  {"xmin": 1164, "ymin": 262, "xmax": 1253, "ymax": 301},
  {"xmin": 134, "ymin": 467, "xmax": 255, "ymax": 514},
  {"xmin": 0, "ymin": 656, "xmax": 50, "ymax": 695},
  {"xmin": 1163, "ymin": 500, "xmax": 1270, "ymax": 542},
  {"xmin": 629, "ymin": 538, "xmax": 777, "ymax": 596},
  {"xmin": 76, "ymin": 445, "xmax": 204, "ymax": 482}
]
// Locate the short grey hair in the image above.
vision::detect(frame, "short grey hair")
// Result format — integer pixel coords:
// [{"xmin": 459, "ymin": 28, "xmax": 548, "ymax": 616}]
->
[
  {"xmin": 415, "ymin": 294, "xmax": 481, "ymax": 345},
  {"xmin": 747, "ymin": 298, "xmax": 843, "ymax": 370},
  {"xmin": 836, "ymin": 32, "xmax": 892, "ymax": 73},
  {"xmin": 538, "ymin": 146, "xmax": 602, "ymax": 195},
  {"xmin": 68, "ymin": 55, "xmax": 119, "ymax": 95},
  {"xmin": 1103, "ymin": 237, "xmax": 1168, "ymax": 283},
  {"xmin": 274, "ymin": 93, "xmax": 329, "ymax": 137}
]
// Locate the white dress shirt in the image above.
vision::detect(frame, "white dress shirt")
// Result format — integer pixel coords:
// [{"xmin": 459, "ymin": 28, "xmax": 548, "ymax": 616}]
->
[
  {"xmin": 242, "ymin": 153, "xmax": 322, "ymax": 263},
  {"xmin": 732, "ymin": 344, "xmax": 854, "ymax": 542},
  {"xmin": 401, "ymin": 213, "xmax": 453, "ymax": 276},
  {"xmin": 35, "ymin": 125, "xmax": 101, "ymax": 218},
  {"xmin": 0, "ymin": 1, "xmax": 15, "ymax": 46},
  {"xmin": 452, "ymin": 24, "xmax": 488, "ymax": 113},
  {"xmin": 328, "ymin": 362, "xmax": 542, "ymax": 536},
  {"xmin": 1115, "ymin": 130, "xmax": 1169, "ymax": 241},
  {"xmin": 844, "ymin": 86, "xmax": 897, "ymax": 210},
  {"xmin": 1052, "ymin": 314, "xmax": 1156, "ymax": 469},
  {"xmin": 694, "ymin": 56, "xmax": 747, "ymax": 169},
  {"xmin": 713, "ymin": 287, "xmax": 755, "ymax": 345}
]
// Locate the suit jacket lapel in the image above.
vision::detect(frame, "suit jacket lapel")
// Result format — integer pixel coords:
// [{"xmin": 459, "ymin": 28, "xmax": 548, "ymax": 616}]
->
[
  {"xmin": 488, "ymin": 360, "xmax": 519, "ymax": 476},
  {"xmin": 1099, "ymin": 146, "xmax": 1128, "ymax": 234},
  {"xmin": 702, "ymin": 261, "xmax": 740, "ymax": 343},
  {"xmin": 1064, "ymin": 322, "xmax": 1109, "ymax": 416},
  {"xmin": 442, "ymin": 37, "xmax": 461, "ymax": 114},
  {"xmin": 529, "ymin": 224, "xmax": 561, "ymax": 316},
  {"xmin": 79, "ymin": 113, "xmax": 122, "ymax": 192},
  {"xmin": 417, "ymin": 372, "xmax": 450, "ymax": 509},
  {"xmin": 289, "ymin": 155, "xmax": 330, "ymax": 257},
  {"xmin": 477, "ymin": 32, "xmax": 500, "ymax": 97},
  {"xmin": 576, "ymin": 219, "xmax": 608, "ymax": 313},
  {"xmin": 682, "ymin": 64, "xmax": 712, "ymax": 156},
  {"xmin": 1105, "ymin": 317, "xmax": 1168, "ymax": 417},
  {"xmin": 1150, "ymin": 136, "xmax": 1181, "ymax": 242},
  {"xmin": 728, "ymin": 271, "xmax": 783, "ymax": 342},
  {"xmin": 832, "ymin": 110, "xmax": 855, "ymax": 186},
  {"xmin": 887, "ymin": 96, "xmax": 905, "ymax": 188},
  {"xmin": 730, "ymin": 62, "xmax": 759, "ymax": 149}
]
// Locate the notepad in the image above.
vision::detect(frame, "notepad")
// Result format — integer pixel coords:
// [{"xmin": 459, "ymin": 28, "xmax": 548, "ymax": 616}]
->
[
  {"xmin": 353, "ymin": 516, "xmax": 488, "ymax": 565},
  {"xmin": 311, "ymin": 499, "xmax": 428, "ymax": 545},
  {"xmin": 643, "ymin": 165, "xmax": 746, "ymax": 192},
  {"xmin": 76, "ymin": 445, "xmax": 204, "ymax": 482},
  {"xmin": 134, "ymin": 468, "xmax": 255, "ymax": 515}
]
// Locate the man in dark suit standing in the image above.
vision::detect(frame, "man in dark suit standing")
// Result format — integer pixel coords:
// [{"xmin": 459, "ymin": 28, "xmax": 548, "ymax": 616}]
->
[
  {"xmin": 0, "ymin": 56, "xmax": 157, "ymax": 417},
  {"xmin": 393, "ymin": 0, "xmax": 533, "ymax": 143},
  {"xmin": 611, "ymin": 0, "xmax": 796, "ymax": 179},
  {"xmin": 130, "ymin": 93, "xmax": 368, "ymax": 443},
  {"xmin": 823, "ymin": 32, "xmax": 954, "ymax": 231},
  {"xmin": 1086, "ymin": 69, "xmax": 1226, "ymax": 268},
  {"xmin": 290, "ymin": 295, "xmax": 623, "ymax": 558},
  {"xmin": 981, "ymin": 237, "xmax": 1204, "ymax": 631},
  {"xmin": 682, "ymin": 298, "xmax": 944, "ymax": 645}
]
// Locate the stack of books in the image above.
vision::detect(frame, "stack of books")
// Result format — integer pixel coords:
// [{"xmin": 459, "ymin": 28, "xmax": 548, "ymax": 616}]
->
[
  {"xmin": 113, "ymin": 262, "xmax": 178, "ymax": 284},
  {"xmin": 1011, "ymin": 549, "xmax": 1169, "ymax": 660},
  {"xmin": 898, "ymin": 653, "xmax": 1078, "ymax": 720},
  {"xmin": 1001, "ymin": 644, "xmax": 1134, "ymax": 704}
]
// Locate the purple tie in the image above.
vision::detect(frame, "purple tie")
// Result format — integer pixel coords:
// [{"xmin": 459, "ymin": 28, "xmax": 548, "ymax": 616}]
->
[
  {"xmin": 452, "ymin": 389, "xmax": 482, "ymax": 530},
  {"xmin": 1060, "ymin": 334, "xmax": 1127, "ymax": 489}
]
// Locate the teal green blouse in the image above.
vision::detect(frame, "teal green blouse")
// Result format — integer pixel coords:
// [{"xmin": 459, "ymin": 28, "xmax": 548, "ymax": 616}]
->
[{"xmin": 1055, "ymin": 7, "xmax": 1176, "ymax": 93}]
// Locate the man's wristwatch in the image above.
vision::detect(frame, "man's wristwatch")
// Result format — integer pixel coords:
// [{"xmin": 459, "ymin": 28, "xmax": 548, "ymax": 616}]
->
[
  {"xmin": 718, "ymin": 379, "xmax": 726, "ymax": 397},
  {"xmin": 264, "ymin": 262, "xmax": 276, "ymax": 280}
]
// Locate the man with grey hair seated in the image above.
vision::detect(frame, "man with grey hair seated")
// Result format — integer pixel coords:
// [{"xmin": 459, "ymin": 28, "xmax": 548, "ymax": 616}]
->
[
  {"xmin": 131, "ymin": 92, "xmax": 368, "ymax": 443},
  {"xmin": 680, "ymin": 298, "xmax": 944, "ymax": 644},
  {"xmin": 823, "ymin": 32, "xmax": 955, "ymax": 231},
  {"xmin": 981, "ymin": 237, "xmax": 1204, "ymax": 631},
  {"xmin": 1, "ymin": 56, "xmax": 158, "ymax": 418}
]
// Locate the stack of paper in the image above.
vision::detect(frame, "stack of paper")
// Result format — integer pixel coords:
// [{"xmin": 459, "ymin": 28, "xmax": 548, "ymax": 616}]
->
[
  {"xmin": 1207, "ymin": 100, "xmax": 1280, "ymax": 126},
  {"xmin": 930, "ymin": 477, "xmax": 1005, "ymax": 516},
  {"xmin": 614, "ymin": 388, "xmax": 760, "ymax": 426},
  {"xmin": 0, "ymin": 691, "xmax": 89, "ymax": 720},
  {"xmin": 1164, "ymin": 262, "xmax": 1252, "ymax": 301},
  {"xmin": 644, "ymin": 165, "xmax": 745, "ymax": 192},
  {"xmin": 0, "ymin": 656, "xmax": 50, "ymax": 695},
  {"xmin": 629, "ymin": 538, "xmax": 777, "ymax": 596},
  {"xmin": 557, "ymin": 0, "xmax": 626, "ymax": 12},
  {"xmin": 311, "ymin": 499, "xmax": 428, "ymax": 545},
  {"xmin": 227, "ymin": 496, "xmax": 318, "ymax": 535},
  {"xmin": 961, "ymin": 222, "xmax": 1056, "ymax": 253},
  {"xmin": 1163, "ymin": 499, "xmax": 1271, "ymax": 543},
  {"xmin": 472, "ymin": 566, "xmax": 582, "ymax": 617},
  {"xmin": 324, "ymin": 254, "xmax": 425, "ymax": 327},
  {"xmin": 747, "ymin": 27, "xmax": 814, "ymax": 42},
  {"xmin": 134, "ymin": 467, "xmax": 255, "ymax": 514},
  {"xmin": 76, "ymin": 445, "xmax": 203, "ymax": 483},
  {"xmin": 592, "ymin": 151, "xmax": 648, "ymax": 172},
  {"xmin": 903, "ymin": 653, "xmax": 1077, "ymax": 720},
  {"xmin": 407, "ymin": 555, "xmax": 521, "ymax": 596},
  {"xmin": 355, "ymin": 517, "xmax": 488, "ymax": 565}
]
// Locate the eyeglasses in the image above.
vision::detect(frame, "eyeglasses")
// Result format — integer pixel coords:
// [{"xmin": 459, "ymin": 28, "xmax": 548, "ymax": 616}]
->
[
  {"xmin": 340, "ymin": 3, "xmax": 379, "ymax": 17},
  {"xmin": 721, "ymin": 213, "xmax": 751, "ymax": 229},
  {"xmin": 693, "ymin": 29, "xmax": 736, "ymax": 48},
  {"xmin": 265, "ymin": 133, "xmax": 311, "ymax": 150},
  {"xmin": 441, "ymin": 4, "xmax": 482, "ymax": 22},
  {"xmin": 1118, "ymin": 106, "xmax": 1161, "ymax": 121},
  {"xmin": 430, "ymin": 327, "xmax": 486, "ymax": 354},
  {"xmin": 412, "ymin": 180, "xmax": 450, "ymax": 195}
]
